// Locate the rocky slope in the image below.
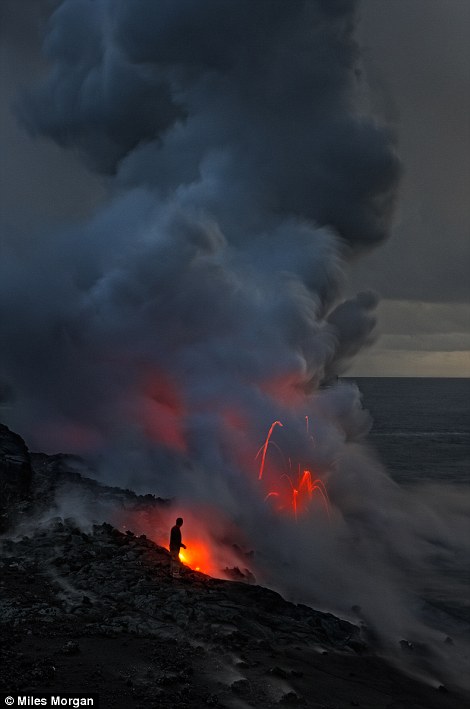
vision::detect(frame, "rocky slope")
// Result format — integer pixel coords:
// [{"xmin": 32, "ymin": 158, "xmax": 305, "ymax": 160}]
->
[
  {"xmin": 0, "ymin": 424, "xmax": 33, "ymax": 532},
  {"xmin": 1, "ymin": 424, "xmax": 468, "ymax": 708}
]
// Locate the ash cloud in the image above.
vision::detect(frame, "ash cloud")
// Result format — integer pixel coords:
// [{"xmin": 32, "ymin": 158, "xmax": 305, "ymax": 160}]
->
[{"xmin": 3, "ymin": 0, "xmax": 467, "ymax": 690}]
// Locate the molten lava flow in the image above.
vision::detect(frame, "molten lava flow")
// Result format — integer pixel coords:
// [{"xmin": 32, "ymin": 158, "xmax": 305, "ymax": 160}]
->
[
  {"xmin": 177, "ymin": 539, "xmax": 212, "ymax": 573},
  {"xmin": 257, "ymin": 420, "xmax": 283, "ymax": 479}
]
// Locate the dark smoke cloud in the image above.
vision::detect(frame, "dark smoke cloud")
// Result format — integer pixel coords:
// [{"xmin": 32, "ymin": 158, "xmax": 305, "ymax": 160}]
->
[
  {"xmin": 18, "ymin": 0, "xmax": 399, "ymax": 246},
  {"xmin": 324, "ymin": 289, "xmax": 379, "ymax": 376},
  {"xmin": 3, "ymin": 0, "xmax": 467, "ymax": 690},
  {"xmin": 17, "ymin": 1, "xmax": 184, "ymax": 174},
  {"xmin": 2, "ymin": 0, "xmax": 402, "ymax": 450}
]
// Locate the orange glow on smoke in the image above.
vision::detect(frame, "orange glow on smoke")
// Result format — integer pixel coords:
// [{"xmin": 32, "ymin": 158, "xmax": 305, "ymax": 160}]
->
[
  {"xmin": 221, "ymin": 406, "xmax": 264, "ymax": 476},
  {"xmin": 221, "ymin": 406, "xmax": 249, "ymax": 433},
  {"xmin": 259, "ymin": 373, "xmax": 307, "ymax": 408},
  {"xmin": 35, "ymin": 421, "xmax": 103, "ymax": 454},
  {"xmin": 140, "ymin": 369, "xmax": 187, "ymax": 452}
]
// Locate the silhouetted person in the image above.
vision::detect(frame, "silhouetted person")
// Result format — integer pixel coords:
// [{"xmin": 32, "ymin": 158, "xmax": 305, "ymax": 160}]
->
[{"xmin": 169, "ymin": 517, "xmax": 186, "ymax": 577}]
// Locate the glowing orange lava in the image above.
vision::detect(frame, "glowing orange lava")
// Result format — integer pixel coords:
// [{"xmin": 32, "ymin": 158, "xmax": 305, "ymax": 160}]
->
[
  {"xmin": 257, "ymin": 420, "xmax": 283, "ymax": 479},
  {"xmin": 177, "ymin": 539, "xmax": 213, "ymax": 573},
  {"xmin": 116, "ymin": 505, "xmax": 248, "ymax": 579},
  {"xmin": 266, "ymin": 469, "xmax": 330, "ymax": 520},
  {"xmin": 258, "ymin": 421, "xmax": 330, "ymax": 520}
]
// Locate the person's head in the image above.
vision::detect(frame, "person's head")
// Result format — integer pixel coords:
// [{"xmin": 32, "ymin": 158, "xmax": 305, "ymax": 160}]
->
[{"xmin": 176, "ymin": 517, "xmax": 183, "ymax": 527}]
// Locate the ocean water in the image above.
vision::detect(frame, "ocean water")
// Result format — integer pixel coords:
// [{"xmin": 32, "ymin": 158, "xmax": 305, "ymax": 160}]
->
[
  {"xmin": 352, "ymin": 377, "xmax": 470, "ymax": 486},
  {"xmin": 351, "ymin": 377, "xmax": 470, "ymax": 630}
]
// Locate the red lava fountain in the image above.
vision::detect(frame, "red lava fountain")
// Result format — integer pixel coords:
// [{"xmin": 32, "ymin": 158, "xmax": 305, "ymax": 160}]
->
[{"xmin": 257, "ymin": 420, "xmax": 331, "ymax": 521}]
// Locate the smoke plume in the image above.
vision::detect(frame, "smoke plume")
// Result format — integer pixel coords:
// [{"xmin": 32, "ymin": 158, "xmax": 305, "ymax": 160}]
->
[{"xmin": 2, "ymin": 0, "xmax": 468, "ymax": 690}]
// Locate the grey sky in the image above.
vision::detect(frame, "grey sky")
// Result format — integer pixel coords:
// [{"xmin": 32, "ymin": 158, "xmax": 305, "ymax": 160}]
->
[
  {"xmin": 348, "ymin": 0, "xmax": 469, "ymax": 375},
  {"xmin": 0, "ymin": 0, "xmax": 105, "ymax": 239}
]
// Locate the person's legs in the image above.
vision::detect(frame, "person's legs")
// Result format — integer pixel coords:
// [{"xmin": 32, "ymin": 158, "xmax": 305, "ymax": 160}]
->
[{"xmin": 170, "ymin": 549, "xmax": 180, "ymax": 577}]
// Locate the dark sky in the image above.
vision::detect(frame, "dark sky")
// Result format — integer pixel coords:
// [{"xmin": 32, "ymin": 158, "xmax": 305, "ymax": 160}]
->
[
  {"xmin": 349, "ymin": 0, "xmax": 469, "ymax": 375},
  {"xmin": 1, "ymin": 0, "xmax": 469, "ymax": 377}
]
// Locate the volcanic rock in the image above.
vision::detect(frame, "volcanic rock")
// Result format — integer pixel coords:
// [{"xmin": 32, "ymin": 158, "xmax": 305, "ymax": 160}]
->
[
  {"xmin": 1, "ymin": 517, "xmax": 468, "ymax": 708},
  {"xmin": 0, "ymin": 424, "xmax": 33, "ymax": 532},
  {"xmin": 1, "ymin": 425, "xmax": 469, "ymax": 708}
]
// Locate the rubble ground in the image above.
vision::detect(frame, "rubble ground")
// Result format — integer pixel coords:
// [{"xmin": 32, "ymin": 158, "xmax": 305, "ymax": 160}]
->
[{"xmin": 1, "ymin": 519, "xmax": 468, "ymax": 709}]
